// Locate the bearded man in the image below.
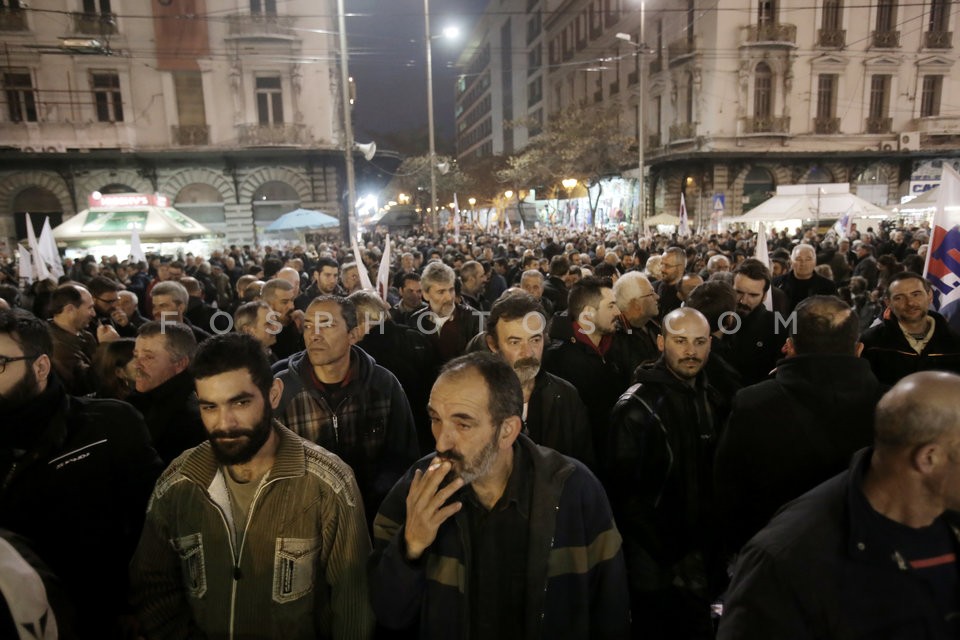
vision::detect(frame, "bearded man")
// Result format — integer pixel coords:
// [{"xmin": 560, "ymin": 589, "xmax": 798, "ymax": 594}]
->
[
  {"xmin": 485, "ymin": 292, "xmax": 595, "ymax": 469},
  {"xmin": 370, "ymin": 352, "xmax": 630, "ymax": 639},
  {"xmin": 131, "ymin": 333, "xmax": 375, "ymax": 639}
]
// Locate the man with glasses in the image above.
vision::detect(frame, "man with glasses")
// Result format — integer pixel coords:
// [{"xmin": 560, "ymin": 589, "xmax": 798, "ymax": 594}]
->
[
  {"xmin": 0, "ymin": 309, "xmax": 162, "ymax": 638},
  {"xmin": 87, "ymin": 276, "xmax": 137, "ymax": 338},
  {"xmin": 655, "ymin": 246, "xmax": 687, "ymax": 320}
]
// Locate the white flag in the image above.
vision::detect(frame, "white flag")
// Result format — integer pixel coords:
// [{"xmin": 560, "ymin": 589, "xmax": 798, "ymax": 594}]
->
[
  {"xmin": 923, "ymin": 163, "xmax": 960, "ymax": 332},
  {"xmin": 18, "ymin": 243, "xmax": 33, "ymax": 284},
  {"xmin": 376, "ymin": 233, "xmax": 391, "ymax": 302},
  {"xmin": 504, "ymin": 209, "xmax": 512, "ymax": 231},
  {"xmin": 25, "ymin": 215, "xmax": 51, "ymax": 282},
  {"xmin": 39, "ymin": 218, "xmax": 64, "ymax": 278},
  {"xmin": 453, "ymin": 194, "xmax": 460, "ymax": 242},
  {"xmin": 130, "ymin": 226, "xmax": 146, "ymax": 263},
  {"xmin": 520, "ymin": 218, "xmax": 526, "ymax": 234},
  {"xmin": 755, "ymin": 222, "xmax": 773, "ymax": 311},
  {"xmin": 678, "ymin": 193, "xmax": 690, "ymax": 238},
  {"xmin": 351, "ymin": 240, "xmax": 375, "ymax": 291}
]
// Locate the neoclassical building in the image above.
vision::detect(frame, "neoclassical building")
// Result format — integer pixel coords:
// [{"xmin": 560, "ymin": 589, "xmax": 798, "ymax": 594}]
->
[
  {"xmin": 456, "ymin": 0, "xmax": 960, "ymax": 225},
  {"xmin": 0, "ymin": 0, "xmax": 393, "ymax": 255}
]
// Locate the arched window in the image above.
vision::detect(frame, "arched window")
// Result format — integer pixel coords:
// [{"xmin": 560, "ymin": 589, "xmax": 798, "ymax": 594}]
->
[
  {"xmin": 854, "ymin": 163, "xmax": 889, "ymax": 206},
  {"xmin": 99, "ymin": 183, "xmax": 137, "ymax": 194},
  {"xmin": 754, "ymin": 63, "xmax": 772, "ymax": 120},
  {"xmin": 174, "ymin": 183, "xmax": 225, "ymax": 224},
  {"xmin": 804, "ymin": 166, "xmax": 834, "ymax": 184},
  {"xmin": 743, "ymin": 166, "xmax": 775, "ymax": 212},
  {"xmin": 252, "ymin": 181, "xmax": 299, "ymax": 222},
  {"xmin": 654, "ymin": 175, "xmax": 666, "ymax": 214},
  {"xmin": 12, "ymin": 186, "xmax": 63, "ymax": 240}
]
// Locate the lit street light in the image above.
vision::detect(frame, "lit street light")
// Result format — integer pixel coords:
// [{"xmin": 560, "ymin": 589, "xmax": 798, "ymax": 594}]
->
[
  {"xmin": 616, "ymin": 6, "xmax": 648, "ymax": 228},
  {"xmin": 424, "ymin": 1, "xmax": 459, "ymax": 231}
]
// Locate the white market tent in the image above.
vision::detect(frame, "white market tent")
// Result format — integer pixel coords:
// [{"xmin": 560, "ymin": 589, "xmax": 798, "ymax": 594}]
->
[
  {"xmin": 893, "ymin": 186, "xmax": 939, "ymax": 215},
  {"xmin": 645, "ymin": 213, "xmax": 681, "ymax": 226},
  {"xmin": 54, "ymin": 203, "xmax": 217, "ymax": 246},
  {"xmin": 727, "ymin": 183, "xmax": 893, "ymax": 227}
]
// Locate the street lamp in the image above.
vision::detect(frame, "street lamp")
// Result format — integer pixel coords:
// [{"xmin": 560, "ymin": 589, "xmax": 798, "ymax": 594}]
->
[
  {"xmin": 423, "ymin": 3, "xmax": 459, "ymax": 231},
  {"xmin": 468, "ymin": 196, "xmax": 476, "ymax": 224},
  {"xmin": 616, "ymin": 7, "xmax": 648, "ymax": 228},
  {"xmin": 336, "ymin": 0, "xmax": 357, "ymax": 242}
]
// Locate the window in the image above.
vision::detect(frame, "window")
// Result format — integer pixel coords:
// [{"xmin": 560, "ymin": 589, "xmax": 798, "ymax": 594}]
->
[
  {"xmin": 869, "ymin": 74, "xmax": 890, "ymax": 118},
  {"xmin": 3, "ymin": 69, "xmax": 37, "ymax": 122},
  {"xmin": 754, "ymin": 63, "xmax": 772, "ymax": 119},
  {"xmin": 822, "ymin": 0, "xmax": 842, "ymax": 29},
  {"xmin": 528, "ymin": 45, "xmax": 541, "ymax": 75},
  {"xmin": 816, "ymin": 74, "xmax": 837, "ymax": 119},
  {"xmin": 528, "ymin": 77, "xmax": 542, "ymax": 106},
  {"xmin": 929, "ymin": 0, "xmax": 950, "ymax": 31},
  {"xmin": 758, "ymin": 0, "xmax": 777, "ymax": 25},
  {"xmin": 526, "ymin": 11, "xmax": 541, "ymax": 44},
  {"xmin": 686, "ymin": 0, "xmax": 695, "ymax": 43},
  {"xmin": 876, "ymin": 0, "xmax": 896, "ymax": 31},
  {"xmin": 91, "ymin": 71, "xmax": 122, "ymax": 122},
  {"xmin": 82, "ymin": 0, "xmax": 111, "ymax": 15},
  {"xmin": 250, "ymin": 0, "xmax": 276, "ymax": 15},
  {"xmin": 255, "ymin": 76, "xmax": 283, "ymax": 124},
  {"xmin": 685, "ymin": 71, "xmax": 694, "ymax": 123},
  {"xmin": 920, "ymin": 75, "xmax": 943, "ymax": 116}
]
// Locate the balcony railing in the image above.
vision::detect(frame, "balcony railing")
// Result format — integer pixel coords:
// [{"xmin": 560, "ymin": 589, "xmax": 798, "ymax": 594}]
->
[
  {"xmin": 865, "ymin": 116, "xmax": 892, "ymax": 134},
  {"xmin": 871, "ymin": 30, "xmax": 900, "ymax": 48},
  {"xmin": 648, "ymin": 133, "xmax": 661, "ymax": 148},
  {"xmin": 744, "ymin": 23, "xmax": 797, "ymax": 45},
  {"xmin": 814, "ymin": 116, "xmax": 840, "ymax": 134},
  {"xmin": 237, "ymin": 123, "xmax": 307, "ymax": 146},
  {"xmin": 71, "ymin": 12, "xmax": 117, "ymax": 35},
  {"xmin": 226, "ymin": 14, "xmax": 296, "ymax": 38},
  {"xmin": 817, "ymin": 29, "xmax": 845, "ymax": 48},
  {"xmin": 667, "ymin": 38, "xmax": 694, "ymax": 63},
  {"xmin": 744, "ymin": 116, "xmax": 790, "ymax": 134},
  {"xmin": 171, "ymin": 125, "xmax": 210, "ymax": 146},
  {"xmin": 670, "ymin": 122, "xmax": 697, "ymax": 141},
  {"xmin": 924, "ymin": 30, "xmax": 953, "ymax": 49},
  {"xmin": 0, "ymin": 9, "xmax": 27, "ymax": 31}
]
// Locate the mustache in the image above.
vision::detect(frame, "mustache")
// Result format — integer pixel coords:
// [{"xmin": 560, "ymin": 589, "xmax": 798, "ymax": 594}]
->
[
  {"xmin": 435, "ymin": 450, "xmax": 464, "ymax": 464},
  {"xmin": 210, "ymin": 429, "xmax": 256, "ymax": 439},
  {"xmin": 514, "ymin": 357, "xmax": 540, "ymax": 370},
  {"xmin": 679, "ymin": 358, "xmax": 702, "ymax": 365}
]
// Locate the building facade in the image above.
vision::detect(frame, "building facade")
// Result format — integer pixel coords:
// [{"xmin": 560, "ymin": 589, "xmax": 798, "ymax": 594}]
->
[
  {"xmin": 456, "ymin": 0, "xmax": 960, "ymax": 225},
  {"xmin": 0, "ymin": 0, "xmax": 384, "ymax": 254}
]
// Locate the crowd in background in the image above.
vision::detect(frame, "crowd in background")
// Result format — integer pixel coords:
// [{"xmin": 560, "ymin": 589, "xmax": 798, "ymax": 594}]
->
[{"xmin": 2, "ymin": 217, "xmax": 960, "ymax": 640}]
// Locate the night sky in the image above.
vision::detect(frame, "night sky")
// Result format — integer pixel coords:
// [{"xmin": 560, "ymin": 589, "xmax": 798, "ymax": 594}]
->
[{"xmin": 346, "ymin": 0, "xmax": 490, "ymax": 155}]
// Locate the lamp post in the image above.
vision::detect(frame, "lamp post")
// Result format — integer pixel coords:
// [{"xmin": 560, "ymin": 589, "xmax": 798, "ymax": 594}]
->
[
  {"xmin": 423, "ymin": 0, "xmax": 439, "ymax": 231},
  {"xmin": 616, "ymin": 3, "xmax": 647, "ymax": 228},
  {"xmin": 468, "ymin": 196, "xmax": 476, "ymax": 224},
  {"xmin": 336, "ymin": 0, "xmax": 357, "ymax": 243}
]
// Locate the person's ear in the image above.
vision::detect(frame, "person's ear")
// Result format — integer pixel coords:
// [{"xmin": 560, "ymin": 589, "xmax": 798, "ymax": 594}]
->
[
  {"xmin": 783, "ymin": 337, "xmax": 797, "ymax": 358},
  {"xmin": 855, "ymin": 341, "xmax": 864, "ymax": 358},
  {"xmin": 347, "ymin": 325, "xmax": 362, "ymax": 345},
  {"xmin": 911, "ymin": 442, "xmax": 941, "ymax": 474},
  {"xmin": 269, "ymin": 377, "xmax": 284, "ymax": 409},
  {"xmin": 485, "ymin": 333, "xmax": 499, "ymax": 353},
  {"xmin": 34, "ymin": 353, "xmax": 51, "ymax": 386},
  {"xmin": 656, "ymin": 334, "xmax": 665, "ymax": 353},
  {"xmin": 173, "ymin": 356, "xmax": 190, "ymax": 375},
  {"xmin": 499, "ymin": 416, "xmax": 522, "ymax": 449}
]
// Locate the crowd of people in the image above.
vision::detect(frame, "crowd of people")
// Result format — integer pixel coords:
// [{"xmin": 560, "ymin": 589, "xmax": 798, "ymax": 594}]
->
[{"xmin": 1, "ymin": 218, "xmax": 960, "ymax": 639}]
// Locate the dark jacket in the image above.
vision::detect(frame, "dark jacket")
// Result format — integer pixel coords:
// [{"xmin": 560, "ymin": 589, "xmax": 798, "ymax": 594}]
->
[
  {"xmin": 725, "ymin": 305, "xmax": 787, "ymax": 386},
  {"xmin": 127, "ymin": 370, "xmax": 207, "ymax": 465},
  {"xmin": 719, "ymin": 448, "xmax": 960, "ymax": 640},
  {"xmin": 276, "ymin": 346, "xmax": 420, "ymax": 524},
  {"xmin": 47, "ymin": 321, "xmax": 97, "ymax": 396},
  {"xmin": 272, "ymin": 319, "xmax": 305, "ymax": 360},
  {"xmin": 860, "ymin": 310, "xmax": 960, "ymax": 384},
  {"xmin": 407, "ymin": 303, "xmax": 482, "ymax": 364},
  {"xmin": 0, "ymin": 376, "xmax": 163, "ymax": 638},
  {"xmin": 525, "ymin": 370, "xmax": 597, "ymax": 470},
  {"xmin": 604, "ymin": 361, "xmax": 728, "ymax": 595},
  {"xmin": 714, "ymin": 354, "xmax": 884, "ymax": 553},
  {"xmin": 772, "ymin": 271, "xmax": 836, "ymax": 312},
  {"xmin": 183, "ymin": 296, "xmax": 214, "ymax": 333},
  {"xmin": 370, "ymin": 435, "xmax": 631, "ymax": 639},
  {"xmin": 542, "ymin": 275, "xmax": 569, "ymax": 313},
  {"xmin": 617, "ymin": 318, "xmax": 660, "ymax": 376},
  {"xmin": 653, "ymin": 280, "xmax": 682, "ymax": 320}
]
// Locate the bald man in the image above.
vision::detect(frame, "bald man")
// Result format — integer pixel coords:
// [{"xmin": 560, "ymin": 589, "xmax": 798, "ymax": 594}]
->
[
  {"xmin": 720, "ymin": 371, "xmax": 960, "ymax": 639},
  {"xmin": 604, "ymin": 307, "xmax": 727, "ymax": 640}
]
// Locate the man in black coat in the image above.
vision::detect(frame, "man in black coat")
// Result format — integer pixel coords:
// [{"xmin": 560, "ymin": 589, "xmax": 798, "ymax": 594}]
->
[
  {"xmin": 612, "ymin": 271, "xmax": 661, "ymax": 375},
  {"xmin": 726, "ymin": 258, "xmax": 787, "ymax": 385},
  {"xmin": 715, "ymin": 295, "xmax": 884, "ymax": 554},
  {"xmin": 485, "ymin": 291, "xmax": 595, "ymax": 469},
  {"xmin": 773, "ymin": 243, "xmax": 836, "ymax": 313},
  {"xmin": 0, "ymin": 310, "xmax": 163, "ymax": 638},
  {"xmin": 542, "ymin": 254, "xmax": 570, "ymax": 313},
  {"xmin": 720, "ymin": 372, "xmax": 960, "ymax": 639},
  {"xmin": 654, "ymin": 246, "xmax": 686, "ymax": 320},
  {"xmin": 860, "ymin": 271, "xmax": 960, "ymax": 384}
]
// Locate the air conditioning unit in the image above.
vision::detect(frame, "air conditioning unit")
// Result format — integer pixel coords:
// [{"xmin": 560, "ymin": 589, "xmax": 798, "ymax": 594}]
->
[
  {"xmin": 899, "ymin": 131, "xmax": 919, "ymax": 151},
  {"xmin": 880, "ymin": 142, "xmax": 895, "ymax": 151}
]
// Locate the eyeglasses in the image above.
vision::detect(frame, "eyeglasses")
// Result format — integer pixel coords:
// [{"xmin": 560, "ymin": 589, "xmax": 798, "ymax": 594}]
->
[
  {"xmin": 0, "ymin": 354, "xmax": 39, "ymax": 374},
  {"xmin": 96, "ymin": 296, "xmax": 120, "ymax": 304}
]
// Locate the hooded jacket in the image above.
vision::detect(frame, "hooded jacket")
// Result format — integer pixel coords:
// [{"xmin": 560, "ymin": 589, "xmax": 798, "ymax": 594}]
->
[
  {"xmin": 130, "ymin": 423, "xmax": 374, "ymax": 640},
  {"xmin": 276, "ymin": 346, "xmax": 419, "ymax": 523},
  {"xmin": 860, "ymin": 310, "xmax": 960, "ymax": 385},
  {"xmin": 714, "ymin": 354, "xmax": 885, "ymax": 553},
  {"xmin": 369, "ymin": 435, "xmax": 630, "ymax": 639}
]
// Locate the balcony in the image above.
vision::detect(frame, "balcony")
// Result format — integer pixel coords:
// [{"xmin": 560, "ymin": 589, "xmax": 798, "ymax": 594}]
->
[
  {"xmin": 237, "ymin": 123, "xmax": 307, "ymax": 146},
  {"xmin": 743, "ymin": 116, "xmax": 790, "ymax": 134},
  {"xmin": 915, "ymin": 115, "xmax": 960, "ymax": 135},
  {"xmin": 71, "ymin": 12, "xmax": 117, "ymax": 35},
  {"xmin": 924, "ymin": 30, "xmax": 953, "ymax": 49},
  {"xmin": 865, "ymin": 116, "xmax": 892, "ymax": 134},
  {"xmin": 743, "ymin": 23, "xmax": 797, "ymax": 45},
  {"xmin": 814, "ymin": 117, "xmax": 840, "ymax": 134},
  {"xmin": 669, "ymin": 122, "xmax": 697, "ymax": 141},
  {"xmin": 648, "ymin": 133, "xmax": 661, "ymax": 148},
  {"xmin": 817, "ymin": 29, "xmax": 845, "ymax": 48},
  {"xmin": 871, "ymin": 30, "xmax": 900, "ymax": 48},
  {"xmin": 226, "ymin": 14, "xmax": 296, "ymax": 39},
  {"xmin": 0, "ymin": 9, "xmax": 27, "ymax": 31},
  {"xmin": 171, "ymin": 125, "xmax": 210, "ymax": 146},
  {"xmin": 667, "ymin": 38, "xmax": 694, "ymax": 65}
]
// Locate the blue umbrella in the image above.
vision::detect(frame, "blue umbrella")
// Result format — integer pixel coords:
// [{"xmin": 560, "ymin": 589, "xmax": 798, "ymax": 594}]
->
[{"xmin": 265, "ymin": 208, "xmax": 339, "ymax": 232}]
